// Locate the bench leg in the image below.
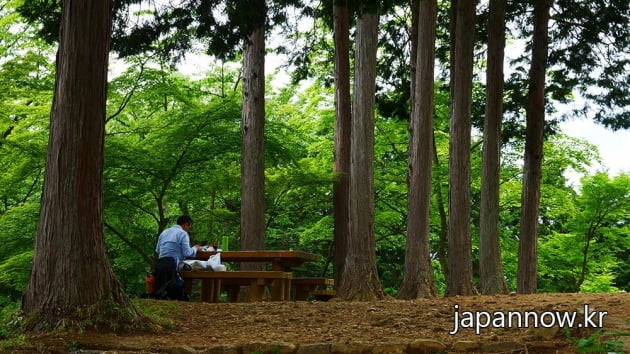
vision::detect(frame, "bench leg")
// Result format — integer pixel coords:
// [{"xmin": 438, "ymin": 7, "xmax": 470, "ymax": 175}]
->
[
  {"xmin": 271, "ymin": 279, "xmax": 285, "ymax": 301},
  {"xmin": 249, "ymin": 281, "xmax": 265, "ymax": 301},
  {"xmin": 295, "ymin": 285, "xmax": 315, "ymax": 301}
]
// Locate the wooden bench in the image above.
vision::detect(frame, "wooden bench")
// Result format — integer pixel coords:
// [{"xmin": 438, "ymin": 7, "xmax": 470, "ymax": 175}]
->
[
  {"xmin": 312, "ymin": 289, "xmax": 336, "ymax": 301},
  {"xmin": 292, "ymin": 277, "xmax": 335, "ymax": 301},
  {"xmin": 181, "ymin": 271, "xmax": 292, "ymax": 302}
]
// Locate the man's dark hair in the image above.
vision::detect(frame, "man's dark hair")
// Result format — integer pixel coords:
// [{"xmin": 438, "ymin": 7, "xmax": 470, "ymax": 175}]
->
[{"xmin": 177, "ymin": 214, "xmax": 193, "ymax": 226}]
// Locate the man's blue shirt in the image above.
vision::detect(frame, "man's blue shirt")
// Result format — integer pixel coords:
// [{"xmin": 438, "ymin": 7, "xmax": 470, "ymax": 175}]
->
[{"xmin": 155, "ymin": 224, "xmax": 197, "ymax": 267}]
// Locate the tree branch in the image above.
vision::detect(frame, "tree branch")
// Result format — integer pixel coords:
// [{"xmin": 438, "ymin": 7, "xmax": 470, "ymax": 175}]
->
[
  {"xmin": 106, "ymin": 58, "xmax": 149, "ymax": 123},
  {"xmin": 105, "ymin": 222, "xmax": 154, "ymax": 268}
]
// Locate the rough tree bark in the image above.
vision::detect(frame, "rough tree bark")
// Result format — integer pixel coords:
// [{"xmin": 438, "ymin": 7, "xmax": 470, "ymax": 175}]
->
[
  {"xmin": 446, "ymin": 0, "xmax": 477, "ymax": 297},
  {"xmin": 397, "ymin": 0, "xmax": 438, "ymax": 300},
  {"xmin": 241, "ymin": 22, "xmax": 266, "ymax": 270},
  {"xmin": 21, "ymin": 0, "xmax": 147, "ymax": 331},
  {"xmin": 338, "ymin": 10, "xmax": 386, "ymax": 301},
  {"xmin": 332, "ymin": 0, "xmax": 351, "ymax": 289},
  {"xmin": 517, "ymin": 0, "xmax": 552, "ymax": 294},
  {"xmin": 479, "ymin": 0, "xmax": 509, "ymax": 295}
]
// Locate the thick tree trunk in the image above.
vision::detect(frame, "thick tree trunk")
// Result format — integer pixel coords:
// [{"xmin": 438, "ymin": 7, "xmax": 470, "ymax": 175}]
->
[
  {"xmin": 338, "ymin": 11, "xmax": 386, "ymax": 301},
  {"xmin": 517, "ymin": 0, "xmax": 552, "ymax": 294},
  {"xmin": 21, "ymin": 0, "xmax": 145, "ymax": 331},
  {"xmin": 446, "ymin": 0, "xmax": 477, "ymax": 297},
  {"xmin": 332, "ymin": 0, "xmax": 351, "ymax": 288},
  {"xmin": 241, "ymin": 22, "xmax": 266, "ymax": 271},
  {"xmin": 479, "ymin": 0, "xmax": 509, "ymax": 295},
  {"xmin": 397, "ymin": 0, "xmax": 438, "ymax": 300}
]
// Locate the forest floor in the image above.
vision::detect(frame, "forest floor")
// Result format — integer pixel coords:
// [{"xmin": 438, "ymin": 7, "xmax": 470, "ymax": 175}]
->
[{"xmin": 6, "ymin": 292, "xmax": 630, "ymax": 353}]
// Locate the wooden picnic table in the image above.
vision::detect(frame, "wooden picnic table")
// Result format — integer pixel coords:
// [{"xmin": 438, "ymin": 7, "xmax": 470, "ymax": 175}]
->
[
  {"xmin": 184, "ymin": 250, "xmax": 332, "ymax": 302},
  {"xmin": 195, "ymin": 250, "xmax": 322, "ymax": 271},
  {"xmin": 188, "ymin": 250, "xmax": 333, "ymax": 302},
  {"xmin": 180, "ymin": 270, "xmax": 292, "ymax": 302}
]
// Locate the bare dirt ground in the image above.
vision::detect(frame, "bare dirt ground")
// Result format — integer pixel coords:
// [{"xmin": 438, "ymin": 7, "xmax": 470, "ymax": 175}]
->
[{"xmin": 10, "ymin": 292, "xmax": 630, "ymax": 353}]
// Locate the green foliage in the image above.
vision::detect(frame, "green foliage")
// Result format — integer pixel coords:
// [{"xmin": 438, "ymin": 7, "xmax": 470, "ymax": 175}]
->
[
  {"xmin": 103, "ymin": 60, "xmax": 246, "ymax": 293},
  {"xmin": 0, "ymin": 2, "xmax": 54, "ymax": 304},
  {"xmin": 573, "ymin": 173, "xmax": 630, "ymax": 292},
  {"xmin": 0, "ymin": 300, "xmax": 22, "ymax": 339},
  {"xmin": 1, "ymin": 0, "xmax": 629, "ymax": 304},
  {"xmin": 0, "ymin": 251, "xmax": 33, "ymax": 299},
  {"xmin": 505, "ymin": 1, "xmax": 630, "ymax": 131},
  {"xmin": 567, "ymin": 328, "xmax": 627, "ymax": 353},
  {"xmin": 264, "ymin": 80, "xmax": 336, "ymax": 277},
  {"xmin": 537, "ymin": 172, "xmax": 630, "ymax": 293}
]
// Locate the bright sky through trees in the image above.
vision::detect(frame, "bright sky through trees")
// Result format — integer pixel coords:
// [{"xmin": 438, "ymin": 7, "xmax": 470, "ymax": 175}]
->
[{"xmin": 561, "ymin": 118, "xmax": 630, "ymax": 180}]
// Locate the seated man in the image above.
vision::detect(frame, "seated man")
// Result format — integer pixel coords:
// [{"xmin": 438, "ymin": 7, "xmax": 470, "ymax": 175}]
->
[
  {"xmin": 152, "ymin": 214, "xmax": 201, "ymax": 300},
  {"xmin": 152, "ymin": 257, "xmax": 186, "ymax": 300}
]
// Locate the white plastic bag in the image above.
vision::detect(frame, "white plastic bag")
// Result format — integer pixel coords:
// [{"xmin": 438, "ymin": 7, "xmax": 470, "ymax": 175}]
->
[
  {"xmin": 180, "ymin": 260, "xmax": 206, "ymax": 271},
  {"xmin": 207, "ymin": 253, "xmax": 226, "ymax": 271}
]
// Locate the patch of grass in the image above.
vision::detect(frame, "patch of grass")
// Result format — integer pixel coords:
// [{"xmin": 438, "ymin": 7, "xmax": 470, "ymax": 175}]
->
[
  {"xmin": 0, "ymin": 301, "xmax": 28, "ymax": 341},
  {"xmin": 74, "ymin": 299, "xmax": 142, "ymax": 332},
  {"xmin": 564, "ymin": 328, "xmax": 628, "ymax": 353},
  {"xmin": 133, "ymin": 298, "xmax": 177, "ymax": 329},
  {"xmin": 0, "ymin": 304, "xmax": 44, "ymax": 351},
  {"xmin": 0, "ymin": 299, "xmax": 179, "ymax": 352},
  {"xmin": 60, "ymin": 338, "xmax": 80, "ymax": 352},
  {"xmin": 0, "ymin": 334, "xmax": 29, "ymax": 351},
  {"xmin": 16, "ymin": 298, "xmax": 161, "ymax": 334}
]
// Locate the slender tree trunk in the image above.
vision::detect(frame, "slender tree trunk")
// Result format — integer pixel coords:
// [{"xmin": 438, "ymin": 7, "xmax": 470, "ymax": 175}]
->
[
  {"xmin": 446, "ymin": 0, "xmax": 477, "ymax": 297},
  {"xmin": 241, "ymin": 19, "xmax": 266, "ymax": 270},
  {"xmin": 338, "ymin": 11, "xmax": 386, "ymax": 301},
  {"xmin": 442, "ymin": 0, "xmax": 457, "ymax": 284},
  {"xmin": 479, "ymin": 0, "xmax": 509, "ymax": 295},
  {"xmin": 397, "ymin": 0, "xmax": 438, "ymax": 300},
  {"xmin": 21, "ymin": 0, "xmax": 146, "ymax": 331},
  {"xmin": 332, "ymin": 0, "xmax": 351, "ymax": 288},
  {"xmin": 449, "ymin": 0, "xmax": 458, "ymax": 114},
  {"xmin": 409, "ymin": 0, "xmax": 419, "ymax": 103},
  {"xmin": 432, "ymin": 133, "xmax": 449, "ymax": 280},
  {"xmin": 577, "ymin": 230, "xmax": 594, "ymax": 290},
  {"xmin": 517, "ymin": 0, "xmax": 551, "ymax": 294}
]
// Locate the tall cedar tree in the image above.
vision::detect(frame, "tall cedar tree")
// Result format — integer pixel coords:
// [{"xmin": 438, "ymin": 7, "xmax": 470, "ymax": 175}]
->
[
  {"xmin": 240, "ymin": 0, "xmax": 267, "ymax": 268},
  {"xmin": 479, "ymin": 0, "xmax": 509, "ymax": 295},
  {"xmin": 446, "ymin": 0, "xmax": 477, "ymax": 296},
  {"xmin": 21, "ymin": 0, "xmax": 147, "ymax": 331},
  {"xmin": 517, "ymin": 0, "xmax": 552, "ymax": 294},
  {"xmin": 397, "ymin": 0, "xmax": 438, "ymax": 299},
  {"xmin": 332, "ymin": 0, "xmax": 352, "ymax": 286},
  {"xmin": 338, "ymin": 9, "xmax": 387, "ymax": 300}
]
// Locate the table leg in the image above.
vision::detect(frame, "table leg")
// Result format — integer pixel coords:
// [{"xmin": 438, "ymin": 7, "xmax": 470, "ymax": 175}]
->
[
  {"xmin": 225, "ymin": 285, "xmax": 239, "ymax": 302},
  {"xmin": 284, "ymin": 279, "xmax": 291, "ymax": 301},
  {"xmin": 200, "ymin": 279, "xmax": 211, "ymax": 302},
  {"xmin": 184, "ymin": 278, "xmax": 193, "ymax": 296},
  {"xmin": 212, "ymin": 279, "xmax": 222, "ymax": 302}
]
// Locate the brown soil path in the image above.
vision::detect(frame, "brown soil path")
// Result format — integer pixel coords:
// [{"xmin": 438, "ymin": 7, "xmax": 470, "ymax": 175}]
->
[{"xmin": 10, "ymin": 292, "xmax": 630, "ymax": 353}]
